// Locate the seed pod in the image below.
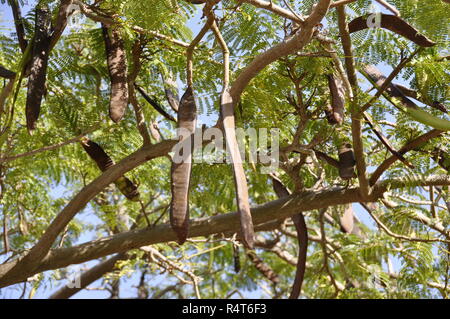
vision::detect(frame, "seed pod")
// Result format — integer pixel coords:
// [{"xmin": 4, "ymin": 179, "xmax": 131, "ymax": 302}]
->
[
  {"xmin": 289, "ymin": 213, "xmax": 308, "ymax": 299},
  {"xmin": 313, "ymin": 149, "xmax": 340, "ymax": 168},
  {"xmin": 246, "ymin": 250, "xmax": 280, "ymax": 285},
  {"xmin": 339, "ymin": 205, "xmax": 354, "ymax": 234},
  {"xmin": 348, "ymin": 14, "xmax": 436, "ymax": 47},
  {"xmin": 102, "ymin": 24, "xmax": 129, "ymax": 123},
  {"xmin": 327, "ymin": 74, "xmax": 345, "ymax": 125},
  {"xmin": 169, "ymin": 86, "xmax": 196, "ymax": 244},
  {"xmin": 338, "ymin": 143, "xmax": 356, "ymax": 180},
  {"xmin": 221, "ymin": 88, "xmax": 254, "ymax": 249},
  {"xmin": 26, "ymin": 6, "xmax": 51, "ymax": 132},
  {"xmin": 433, "ymin": 148, "xmax": 450, "ymax": 172},
  {"xmin": 324, "ymin": 104, "xmax": 338, "ymax": 125},
  {"xmin": 271, "ymin": 177, "xmax": 308, "ymax": 299},
  {"xmin": 0, "ymin": 66, "xmax": 16, "ymax": 79},
  {"xmin": 134, "ymin": 84, "xmax": 176, "ymax": 122},
  {"xmin": 271, "ymin": 175, "xmax": 290, "ymax": 198},
  {"xmin": 81, "ymin": 138, "xmax": 140, "ymax": 201},
  {"xmin": 162, "ymin": 74, "xmax": 180, "ymax": 112},
  {"xmin": 233, "ymin": 243, "xmax": 241, "ymax": 273}
]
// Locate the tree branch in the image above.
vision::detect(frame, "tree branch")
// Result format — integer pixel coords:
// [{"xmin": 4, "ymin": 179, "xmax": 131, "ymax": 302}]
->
[
  {"xmin": 0, "ymin": 139, "xmax": 178, "ymax": 288},
  {"xmin": 1, "ymin": 174, "xmax": 450, "ymax": 288}
]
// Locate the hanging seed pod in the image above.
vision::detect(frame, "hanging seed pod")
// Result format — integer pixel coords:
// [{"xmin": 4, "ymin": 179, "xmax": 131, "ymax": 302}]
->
[
  {"xmin": 313, "ymin": 149, "xmax": 340, "ymax": 168},
  {"xmin": 26, "ymin": 6, "xmax": 51, "ymax": 132},
  {"xmin": 433, "ymin": 148, "xmax": 450, "ymax": 172},
  {"xmin": 348, "ymin": 14, "xmax": 436, "ymax": 47},
  {"xmin": 246, "ymin": 250, "xmax": 280, "ymax": 285},
  {"xmin": 233, "ymin": 243, "xmax": 241, "ymax": 273},
  {"xmin": 339, "ymin": 205, "xmax": 354, "ymax": 234},
  {"xmin": 169, "ymin": 86, "xmax": 196, "ymax": 244},
  {"xmin": 289, "ymin": 213, "xmax": 308, "ymax": 299},
  {"xmin": 271, "ymin": 176, "xmax": 308, "ymax": 299},
  {"xmin": 324, "ymin": 104, "xmax": 338, "ymax": 125},
  {"xmin": 338, "ymin": 143, "xmax": 356, "ymax": 180},
  {"xmin": 134, "ymin": 84, "xmax": 176, "ymax": 122},
  {"xmin": 162, "ymin": 74, "xmax": 180, "ymax": 112},
  {"xmin": 271, "ymin": 175, "xmax": 290, "ymax": 198},
  {"xmin": 327, "ymin": 74, "xmax": 345, "ymax": 125},
  {"xmin": 0, "ymin": 66, "xmax": 16, "ymax": 79},
  {"xmin": 81, "ymin": 138, "xmax": 140, "ymax": 201},
  {"xmin": 221, "ymin": 88, "xmax": 254, "ymax": 249},
  {"xmin": 102, "ymin": 24, "xmax": 129, "ymax": 123}
]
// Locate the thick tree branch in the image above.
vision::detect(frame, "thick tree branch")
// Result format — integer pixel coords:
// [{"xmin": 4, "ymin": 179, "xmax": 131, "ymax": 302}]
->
[
  {"xmin": 1, "ymin": 174, "xmax": 450, "ymax": 288},
  {"xmin": 0, "ymin": 139, "xmax": 177, "ymax": 288}
]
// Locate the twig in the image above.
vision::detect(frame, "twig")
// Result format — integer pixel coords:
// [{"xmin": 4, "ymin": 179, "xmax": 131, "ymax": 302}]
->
[
  {"xmin": 370, "ymin": 129, "xmax": 443, "ymax": 185},
  {"xmin": 360, "ymin": 202, "xmax": 450, "ymax": 244},
  {"xmin": 0, "ymin": 125, "xmax": 101, "ymax": 164}
]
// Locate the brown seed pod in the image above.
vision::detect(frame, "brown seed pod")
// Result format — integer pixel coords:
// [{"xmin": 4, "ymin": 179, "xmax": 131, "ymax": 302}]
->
[
  {"xmin": 169, "ymin": 86, "xmax": 197, "ymax": 244},
  {"xmin": 271, "ymin": 177, "xmax": 308, "ymax": 299},
  {"xmin": 134, "ymin": 84, "xmax": 176, "ymax": 122},
  {"xmin": 338, "ymin": 143, "xmax": 356, "ymax": 180},
  {"xmin": 26, "ymin": 7, "xmax": 51, "ymax": 132},
  {"xmin": 289, "ymin": 213, "xmax": 308, "ymax": 299},
  {"xmin": 81, "ymin": 138, "xmax": 140, "ymax": 201},
  {"xmin": 221, "ymin": 88, "xmax": 254, "ymax": 249},
  {"xmin": 233, "ymin": 243, "xmax": 241, "ymax": 273},
  {"xmin": 246, "ymin": 250, "xmax": 280, "ymax": 285},
  {"xmin": 102, "ymin": 24, "xmax": 129, "ymax": 123},
  {"xmin": 327, "ymin": 74, "xmax": 345, "ymax": 125},
  {"xmin": 162, "ymin": 74, "xmax": 180, "ymax": 113},
  {"xmin": 0, "ymin": 66, "xmax": 16, "ymax": 79},
  {"xmin": 348, "ymin": 14, "xmax": 436, "ymax": 47},
  {"xmin": 433, "ymin": 148, "xmax": 450, "ymax": 172},
  {"xmin": 313, "ymin": 149, "xmax": 340, "ymax": 169},
  {"xmin": 339, "ymin": 205, "xmax": 354, "ymax": 234}
]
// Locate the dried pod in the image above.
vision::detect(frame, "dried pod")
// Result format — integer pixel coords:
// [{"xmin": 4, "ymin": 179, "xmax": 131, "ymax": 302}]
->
[
  {"xmin": 339, "ymin": 205, "xmax": 354, "ymax": 234},
  {"xmin": 348, "ymin": 14, "xmax": 436, "ymax": 47},
  {"xmin": 221, "ymin": 88, "xmax": 254, "ymax": 249},
  {"xmin": 0, "ymin": 66, "xmax": 16, "ymax": 79},
  {"xmin": 338, "ymin": 143, "xmax": 356, "ymax": 180},
  {"xmin": 169, "ymin": 86, "xmax": 197, "ymax": 244},
  {"xmin": 431, "ymin": 101, "xmax": 448, "ymax": 114},
  {"xmin": 81, "ymin": 138, "xmax": 140, "ymax": 201},
  {"xmin": 162, "ymin": 74, "xmax": 180, "ymax": 112},
  {"xmin": 271, "ymin": 177, "xmax": 307, "ymax": 299},
  {"xmin": 233, "ymin": 243, "xmax": 241, "ymax": 273},
  {"xmin": 313, "ymin": 149, "xmax": 340, "ymax": 168},
  {"xmin": 246, "ymin": 250, "xmax": 280, "ymax": 285},
  {"xmin": 327, "ymin": 74, "xmax": 345, "ymax": 125},
  {"xmin": 102, "ymin": 24, "xmax": 129, "ymax": 123},
  {"xmin": 26, "ymin": 7, "xmax": 51, "ymax": 132},
  {"xmin": 134, "ymin": 84, "xmax": 176, "ymax": 122},
  {"xmin": 271, "ymin": 175, "xmax": 290, "ymax": 198},
  {"xmin": 324, "ymin": 104, "xmax": 338, "ymax": 125},
  {"xmin": 289, "ymin": 213, "xmax": 308, "ymax": 299},
  {"xmin": 433, "ymin": 148, "xmax": 450, "ymax": 172}
]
